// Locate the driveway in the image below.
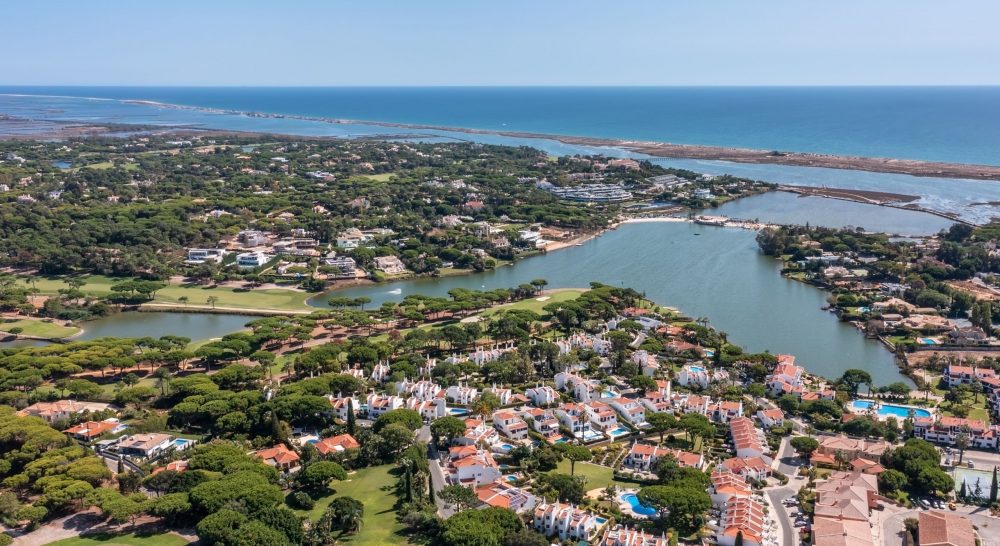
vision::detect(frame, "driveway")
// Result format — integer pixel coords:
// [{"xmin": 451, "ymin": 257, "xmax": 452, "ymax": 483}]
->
[
  {"xmin": 11, "ymin": 512, "xmax": 107, "ymax": 546},
  {"xmin": 772, "ymin": 436, "xmax": 808, "ymax": 477},
  {"xmin": 418, "ymin": 425, "xmax": 455, "ymax": 518},
  {"xmin": 764, "ymin": 481, "xmax": 802, "ymax": 546}
]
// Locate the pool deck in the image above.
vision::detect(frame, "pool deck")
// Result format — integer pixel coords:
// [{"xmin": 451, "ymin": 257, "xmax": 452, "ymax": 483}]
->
[{"xmin": 847, "ymin": 399, "xmax": 935, "ymax": 421}]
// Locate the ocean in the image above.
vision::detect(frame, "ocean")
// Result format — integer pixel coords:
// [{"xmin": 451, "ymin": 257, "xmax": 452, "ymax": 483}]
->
[
  {"xmin": 2, "ymin": 86, "xmax": 1000, "ymax": 223},
  {"xmin": 3, "ymin": 86, "xmax": 1000, "ymax": 165}
]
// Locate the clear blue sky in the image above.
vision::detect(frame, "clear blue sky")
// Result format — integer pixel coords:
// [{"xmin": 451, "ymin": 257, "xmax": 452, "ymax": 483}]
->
[{"xmin": 5, "ymin": 0, "xmax": 999, "ymax": 86}]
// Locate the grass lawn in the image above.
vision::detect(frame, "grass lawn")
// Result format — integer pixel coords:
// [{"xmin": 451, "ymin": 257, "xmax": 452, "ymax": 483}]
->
[
  {"xmin": 364, "ymin": 173, "xmax": 396, "ymax": 182},
  {"xmin": 549, "ymin": 460, "xmax": 631, "ymax": 491},
  {"xmin": 18, "ymin": 275, "xmax": 312, "ymax": 312},
  {"xmin": 298, "ymin": 464, "xmax": 406, "ymax": 546},
  {"xmin": 0, "ymin": 318, "xmax": 80, "ymax": 338},
  {"xmin": 78, "ymin": 161, "xmax": 139, "ymax": 171},
  {"xmin": 482, "ymin": 288, "xmax": 586, "ymax": 317},
  {"xmin": 46, "ymin": 532, "xmax": 189, "ymax": 546}
]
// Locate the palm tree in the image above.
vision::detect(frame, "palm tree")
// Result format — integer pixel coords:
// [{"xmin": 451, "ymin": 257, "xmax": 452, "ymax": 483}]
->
[
  {"xmin": 206, "ymin": 295, "xmax": 219, "ymax": 309},
  {"xmin": 341, "ymin": 504, "xmax": 363, "ymax": 534},
  {"xmin": 178, "ymin": 295, "xmax": 189, "ymax": 307},
  {"xmin": 956, "ymin": 427, "xmax": 972, "ymax": 464}
]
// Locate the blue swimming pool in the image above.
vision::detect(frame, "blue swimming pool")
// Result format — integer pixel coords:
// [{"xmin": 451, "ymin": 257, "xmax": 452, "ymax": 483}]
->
[
  {"xmin": 621, "ymin": 493, "xmax": 657, "ymax": 516},
  {"xmin": 448, "ymin": 408, "xmax": 470, "ymax": 416},
  {"xmin": 608, "ymin": 426, "xmax": 631, "ymax": 437},
  {"xmin": 689, "ymin": 365, "xmax": 704, "ymax": 372},
  {"xmin": 850, "ymin": 400, "xmax": 931, "ymax": 419},
  {"xmin": 595, "ymin": 517, "xmax": 608, "ymax": 524},
  {"xmin": 172, "ymin": 438, "xmax": 194, "ymax": 450}
]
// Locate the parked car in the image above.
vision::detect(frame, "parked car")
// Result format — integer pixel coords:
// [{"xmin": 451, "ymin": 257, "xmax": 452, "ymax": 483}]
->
[{"xmin": 968, "ymin": 461, "xmax": 975, "ymax": 468}]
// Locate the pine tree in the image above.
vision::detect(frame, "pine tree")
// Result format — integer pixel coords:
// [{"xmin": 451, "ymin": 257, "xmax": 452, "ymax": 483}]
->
[
  {"xmin": 734, "ymin": 530, "xmax": 744, "ymax": 546},
  {"xmin": 991, "ymin": 466, "xmax": 998, "ymax": 504},
  {"xmin": 403, "ymin": 462, "xmax": 413, "ymax": 503},
  {"xmin": 429, "ymin": 475, "xmax": 436, "ymax": 504},
  {"xmin": 960, "ymin": 479, "xmax": 968, "ymax": 499},
  {"xmin": 270, "ymin": 411, "xmax": 287, "ymax": 444},
  {"xmin": 117, "ymin": 458, "xmax": 125, "ymax": 474},
  {"xmin": 347, "ymin": 398, "xmax": 356, "ymax": 436}
]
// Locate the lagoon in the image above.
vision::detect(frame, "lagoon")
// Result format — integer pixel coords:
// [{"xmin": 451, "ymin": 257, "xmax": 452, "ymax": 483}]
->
[
  {"xmin": 709, "ymin": 191, "xmax": 953, "ymax": 236},
  {"xmin": 314, "ymin": 221, "xmax": 906, "ymax": 386},
  {"xmin": 75, "ymin": 312, "xmax": 253, "ymax": 342}
]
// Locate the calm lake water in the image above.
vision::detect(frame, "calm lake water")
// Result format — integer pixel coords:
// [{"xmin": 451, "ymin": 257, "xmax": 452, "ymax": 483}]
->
[
  {"xmin": 710, "ymin": 192, "xmax": 954, "ymax": 235},
  {"xmin": 8, "ymin": 206, "xmax": 908, "ymax": 384},
  {"xmin": 76, "ymin": 312, "xmax": 253, "ymax": 342},
  {"xmin": 311, "ymin": 221, "xmax": 906, "ymax": 386}
]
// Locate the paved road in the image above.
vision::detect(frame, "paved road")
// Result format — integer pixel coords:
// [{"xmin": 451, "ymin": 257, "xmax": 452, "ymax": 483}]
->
[
  {"xmin": 417, "ymin": 425, "xmax": 454, "ymax": 518},
  {"xmin": 772, "ymin": 436, "xmax": 808, "ymax": 477},
  {"xmin": 951, "ymin": 448, "xmax": 1000, "ymax": 471},
  {"xmin": 764, "ymin": 478, "xmax": 805, "ymax": 546}
]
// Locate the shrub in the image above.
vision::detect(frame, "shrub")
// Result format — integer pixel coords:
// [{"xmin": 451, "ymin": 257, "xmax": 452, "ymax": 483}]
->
[{"xmin": 289, "ymin": 491, "xmax": 314, "ymax": 510}]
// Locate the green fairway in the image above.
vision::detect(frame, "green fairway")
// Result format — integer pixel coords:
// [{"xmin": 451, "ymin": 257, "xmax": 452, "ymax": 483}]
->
[
  {"xmin": 45, "ymin": 532, "xmax": 189, "ymax": 546},
  {"xmin": 549, "ymin": 460, "xmax": 632, "ymax": 491},
  {"xmin": 364, "ymin": 173, "xmax": 396, "ymax": 182},
  {"xmin": 483, "ymin": 288, "xmax": 586, "ymax": 316},
  {"xmin": 0, "ymin": 318, "xmax": 80, "ymax": 338},
  {"xmin": 298, "ymin": 464, "xmax": 406, "ymax": 546},
  {"xmin": 18, "ymin": 275, "xmax": 312, "ymax": 312}
]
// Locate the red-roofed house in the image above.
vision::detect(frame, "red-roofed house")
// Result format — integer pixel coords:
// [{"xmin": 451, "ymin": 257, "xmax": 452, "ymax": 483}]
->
[
  {"xmin": 64, "ymin": 419, "xmax": 127, "ymax": 441},
  {"xmin": 918, "ymin": 510, "xmax": 976, "ymax": 546},
  {"xmin": 729, "ymin": 417, "xmax": 766, "ymax": 459},
  {"xmin": 255, "ymin": 444, "xmax": 301, "ymax": 472},
  {"xmin": 715, "ymin": 496, "xmax": 766, "ymax": 546},
  {"xmin": 622, "ymin": 443, "xmax": 704, "ymax": 472},
  {"xmin": 493, "ymin": 410, "xmax": 529, "ymax": 440},
  {"xmin": 756, "ymin": 408, "xmax": 785, "ymax": 429},
  {"xmin": 718, "ymin": 456, "xmax": 772, "ymax": 482},
  {"xmin": 476, "ymin": 480, "xmax": 538, "ymax": 513},
  {"xmin": 314, "ymin": 434, "xmax": 360, "ymax": 455}
]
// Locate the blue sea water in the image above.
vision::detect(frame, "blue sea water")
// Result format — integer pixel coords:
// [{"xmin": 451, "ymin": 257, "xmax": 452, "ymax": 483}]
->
[
  {"xmin": 3, "ymin": 86, "xmax": 1000, "ymax": 223},
  {"xmin": 3, "ymin": 86, "xmax": 1000, "ymax": 165}
]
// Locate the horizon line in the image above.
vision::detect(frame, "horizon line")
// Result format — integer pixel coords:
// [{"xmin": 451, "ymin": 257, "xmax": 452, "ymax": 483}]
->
[{"xmin": 3, "ymin": 84, "xmax": 1000, "ymax": 89}]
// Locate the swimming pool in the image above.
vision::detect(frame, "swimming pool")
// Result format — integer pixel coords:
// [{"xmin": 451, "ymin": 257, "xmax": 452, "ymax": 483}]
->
[
  {"xmin": 608, "ymin": 426, "xmax": 631, "ymax": 437},
  {"xmin": 172, "ymin": 438, "xmax": 194, "ymax": 450},
  {"xmin": 448, "ymin": 408, "xmax": 470, "ymax": 416},
  {"xmin": 621, "ymin": 493, "xmax": 657, "ymax": 516},
  {"xmin": 850, "ymin": 400, "xmax": 931, "ymax": 419},
  {"xmin": 600, "ymin": 390, "xmax": 617, "ymax": 399},
  {"xmin": 595, "ymin": 517, "xmax": 608, "ymax": 525},
  {"xmin": 688, "ymin": 365, "xmax": 704, "ymax": 372}
]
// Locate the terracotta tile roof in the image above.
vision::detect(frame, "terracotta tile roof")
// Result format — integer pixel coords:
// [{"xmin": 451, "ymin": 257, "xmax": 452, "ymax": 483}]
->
[
  {"xmin": 63, "ymin": 420, "xmax": 119, "ymax": 439},
  {"xmin": 255, "ymin": 444, "xmax": 300, "ymax": 465},
  {"xmin": 918, "ymin": 511, "xmax": 976, "ymax": 546},
  {"xmin": 314, "ymin": 434, "xmax": 360, "ymax": 454}
]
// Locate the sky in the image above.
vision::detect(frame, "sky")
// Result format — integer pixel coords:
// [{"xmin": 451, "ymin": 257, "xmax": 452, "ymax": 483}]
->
[{"xmin": 5, "ymin": 0, "xmax": 1000, "ymax": 86}]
